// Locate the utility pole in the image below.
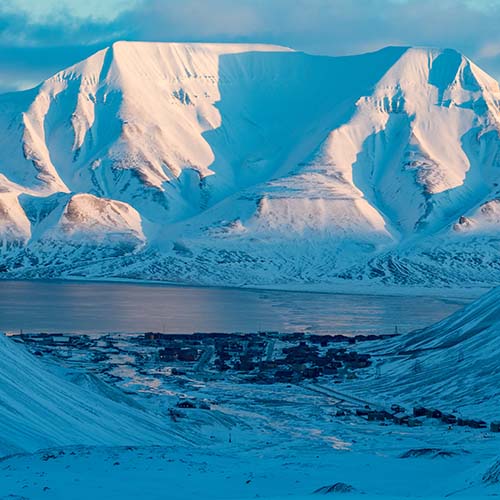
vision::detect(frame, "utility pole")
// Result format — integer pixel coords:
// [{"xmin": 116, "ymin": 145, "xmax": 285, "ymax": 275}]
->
[{"xmin": 413, "ymin": 359, "xmax": 422, "ymax": 374}]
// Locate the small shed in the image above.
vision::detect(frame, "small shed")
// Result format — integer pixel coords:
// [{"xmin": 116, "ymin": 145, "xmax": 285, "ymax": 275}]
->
[
  {"xmin": 176, "ymin": 400, "xmax": 196, "ymax": 409},
  {"xmin": 468, "ymin": 419, "xmax": 487, "ymax": 429},
  {"xmin": 407, "ymin": 418, "xmax": 423, "ymax": 428},
  {"xmin": 490, "ymin": 422, "xmax": 500, "ymax": 433},
  {"xmin": 367, "ymin": 410, "xmax": 390, "ymax": 422},
  {"xmin": 392, "ymin": 412, "xmax": 410, "ymax": 425},
  {"xmin": 441, "ymin": 414, "xmax": 457, "ymax": 425},
  {"xmin": 413, "ymin": 406, "xmax": 432, "ymax": 418},
  {"xmin": 430, "ymin": 409, "xmax": 443, "ymax": 419},
  {"xmin": 391, "ymin": 404, "xmax": 406, "ymax": 414}
]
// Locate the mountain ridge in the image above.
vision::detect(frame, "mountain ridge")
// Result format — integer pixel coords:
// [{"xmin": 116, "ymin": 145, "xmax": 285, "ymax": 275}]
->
[{"xmin": 1, "ymin": 42, "xmax": 500, "ymax": 289}]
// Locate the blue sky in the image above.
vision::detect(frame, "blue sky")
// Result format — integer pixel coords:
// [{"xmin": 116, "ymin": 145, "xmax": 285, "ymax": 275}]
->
[{"xmin": 1, "ymin": 0, "xmax": 500, "ymax": 92}]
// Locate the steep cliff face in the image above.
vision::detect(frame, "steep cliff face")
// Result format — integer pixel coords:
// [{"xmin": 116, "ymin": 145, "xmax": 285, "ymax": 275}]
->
[{"xmin": 1, "ymin": 42, "xmax": 500, "ymax": 287}]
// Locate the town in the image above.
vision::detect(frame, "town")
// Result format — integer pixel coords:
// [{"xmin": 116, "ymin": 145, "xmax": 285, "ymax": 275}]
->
[
  {"xmin": 12, "ymin": 330, "xmax": 500, "ymax": 434},
  {"xmin": 13, "ymin": 330, "xmax": 384, "ymax": 383}
]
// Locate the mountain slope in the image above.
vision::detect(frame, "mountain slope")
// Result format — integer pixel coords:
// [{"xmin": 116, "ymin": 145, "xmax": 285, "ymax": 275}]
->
[
  {"xmin": 341, "ymin": 287, "xmax": 500, "ymax": 418},
  {"xmin": 1, "ymin": 42, "xmax": 500, "ymax": 288},
  {"xmin": 0, "ymin": 333, "xmax": 188, "ymax": 456}
]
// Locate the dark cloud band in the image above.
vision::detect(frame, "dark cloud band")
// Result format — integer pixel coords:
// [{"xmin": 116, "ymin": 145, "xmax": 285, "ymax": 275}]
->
[{"xmin": 0, "ymin": 0, "xmax": 499, "ymax": 93}]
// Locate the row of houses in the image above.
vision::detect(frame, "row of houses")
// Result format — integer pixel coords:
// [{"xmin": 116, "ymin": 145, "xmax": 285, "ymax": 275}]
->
[
  {"xmin": 175, "ymin": 399, "xmax": 211, "ymax": 410},
  {"xmin": 281, "ymin": 343, "xmax": 372, "ymax": 371},
  {"xmin": 210, "ymin": 336, "xmax": 374, "ymax": 382},
  {"xmin": 17, "ymin": 333, "xmax": 91, "ymax": 347},
  {"xmin": 158, "ymin": 346, "xmax": 201, "ymax": 362},
  {"xmin": 351, "ymin": 404, "xmax": 500, "ymax": 432},
  {"xmin": 353, "ymin": 407, "xmax": 423, "ymax": 427},
  {"xmin": 413, "ymin": 406, "xmax": 496, "ymax": 430},
  {"xmin": 145, "ymin": 331, "xmax": 375, "ymax": 383},
  {"xmin": 307, "ymin": 333, "xmax": 394, "ymax": 347}
]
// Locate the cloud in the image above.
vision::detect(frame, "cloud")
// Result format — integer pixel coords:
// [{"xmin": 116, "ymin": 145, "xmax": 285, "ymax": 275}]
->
[
  {"xmin": 0, "ymin": 44, "xmax": 107, "ymax": 93},
  {"xmin": 1, "ymin": 0, "xmax": 500, "ymax": 92},
  {"xmin": 0, "ymin": 4, "xmax": 122, "ymax": 91},
  {"xmin": 115, "ymin": 0, "xmax": 500, "ymax": 59}
]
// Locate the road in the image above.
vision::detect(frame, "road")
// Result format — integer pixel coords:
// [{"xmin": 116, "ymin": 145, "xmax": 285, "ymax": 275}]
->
[
  {"xmin": 302, "ymin": 382, "xmax": 381, "ymax": 409},
  {"xmin": 195, "ymin": 345, "xmax": 215, "ymax": 374},
  {"xmin": 265, "ymin": 339, "xmax": 276, "ymax": 362}
]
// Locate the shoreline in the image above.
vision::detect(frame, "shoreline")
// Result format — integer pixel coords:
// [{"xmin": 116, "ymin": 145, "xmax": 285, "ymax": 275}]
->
[{"xmin": 1, "ymin": 275, "xmax": 488, "ymax": 301}]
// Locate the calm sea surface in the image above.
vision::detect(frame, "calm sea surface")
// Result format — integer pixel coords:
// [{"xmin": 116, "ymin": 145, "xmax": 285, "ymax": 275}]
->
[{"xmin": 0, "ymin": 280, "xmax": 472, "ymax": 335}]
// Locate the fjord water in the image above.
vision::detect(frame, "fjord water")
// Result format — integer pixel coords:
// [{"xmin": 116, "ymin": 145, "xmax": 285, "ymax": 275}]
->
[{"xmin": 0, "ymin": 280, "xmax": 470, "ymax": 335}]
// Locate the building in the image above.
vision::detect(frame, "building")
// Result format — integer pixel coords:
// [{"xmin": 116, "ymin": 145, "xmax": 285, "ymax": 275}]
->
[
  {"xmin": 178, "ymin": 348, "xmax": 200, "ymax": 362},
  {"xmin": 490, "ymin": 422, "xmax": 500, "ymax": 433},
  {"xmin": 441, "ymin": 414, "xmax": 457, "ymax": 425},
  {"xmin": 159, "ymin": 347, "xmax": 180, "ymax": 361},
  {"xmin": 367, "ymin": 410, "xmax": 391, "ymax": 422},
  {"xmin": 392, "ymin": 412, "xmax": 410, "ymax": 425},
  {"xmin": 413, "ymin": 406, "xmax": 432, "ymax": 418},
  {"xmin": 176, "ymin": 400, "xmax": 196, "ymax": 409}
]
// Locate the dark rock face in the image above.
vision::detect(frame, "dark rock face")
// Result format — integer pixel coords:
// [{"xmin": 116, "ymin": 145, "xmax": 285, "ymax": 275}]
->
[{"xmin": 313, "ymin": 482, "xmax": 356, "ymax": 494}]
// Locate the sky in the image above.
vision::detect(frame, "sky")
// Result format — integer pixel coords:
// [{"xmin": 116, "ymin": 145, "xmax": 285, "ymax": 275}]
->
[{"xmin": 1, "ymin": 0, "xmax": 500, "ymax": 92}]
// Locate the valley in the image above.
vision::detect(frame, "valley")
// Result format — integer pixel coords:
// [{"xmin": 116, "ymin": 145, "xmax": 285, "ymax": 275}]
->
[
  {"xmin": 1, "ymin": 39, "xmax": 500, "ymax": 500},
  {"xmin": 1, "ymin": 287, "xmax": 500, "ymax": 499}
]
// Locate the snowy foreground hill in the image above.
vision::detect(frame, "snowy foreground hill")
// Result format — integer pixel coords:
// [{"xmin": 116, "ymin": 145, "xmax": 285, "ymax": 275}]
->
[
  {"xmin": 1, "ymin": 42, "xmax": 500, "ymax": 288},
  {"xmin": 0, "ymin": 334, "xmax": 191, "ymax": 456}
]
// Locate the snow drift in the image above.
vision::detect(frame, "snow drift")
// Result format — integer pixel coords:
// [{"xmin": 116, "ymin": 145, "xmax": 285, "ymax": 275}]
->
[{"xmin": 1, "ymin": 42, "xmax": 500, "ymax": 288}]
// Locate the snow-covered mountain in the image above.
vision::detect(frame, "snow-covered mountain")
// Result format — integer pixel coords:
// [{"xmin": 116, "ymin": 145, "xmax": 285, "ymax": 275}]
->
[{"xmin": 1, "ymin": 42, "xmax": 500, "ymax": 288}]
